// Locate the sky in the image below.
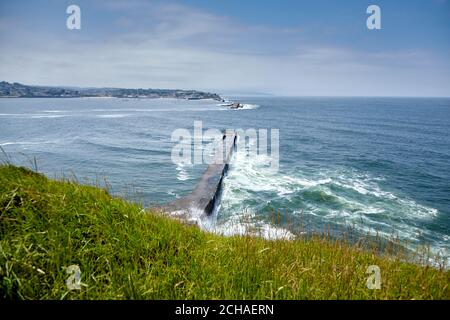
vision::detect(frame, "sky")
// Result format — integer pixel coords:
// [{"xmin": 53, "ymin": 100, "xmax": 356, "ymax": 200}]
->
[{"xmin": 0, "ymin": 0, "xmax": 449, "ymax": 96}]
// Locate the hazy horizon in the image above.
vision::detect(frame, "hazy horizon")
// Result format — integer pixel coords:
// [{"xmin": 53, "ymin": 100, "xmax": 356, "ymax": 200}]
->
[{"xmin": 3, "ymin": 80, "xmax": 450, "ymax": 98}]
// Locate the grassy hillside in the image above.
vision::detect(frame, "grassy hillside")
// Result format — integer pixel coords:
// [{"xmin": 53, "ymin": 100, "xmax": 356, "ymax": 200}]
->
[{"xmin": 0, "ymin": 165, "xmax": 448, "ymax": 299}]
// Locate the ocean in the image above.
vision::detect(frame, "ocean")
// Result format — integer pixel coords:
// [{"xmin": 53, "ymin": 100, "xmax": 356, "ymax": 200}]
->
[{"xmin": 1, "ymin": 97, "xmax": 449, "ymax": 262}]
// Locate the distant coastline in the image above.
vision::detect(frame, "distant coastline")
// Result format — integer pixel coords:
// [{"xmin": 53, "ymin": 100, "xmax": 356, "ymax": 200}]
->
[{"xmin": 0, "ymin": 81, "xmax": 223, "ymax": 101}]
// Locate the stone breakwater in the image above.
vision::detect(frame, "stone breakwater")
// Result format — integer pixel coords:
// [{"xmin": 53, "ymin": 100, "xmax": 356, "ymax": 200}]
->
[{"xmin": 160, "ymin": 131, "xmax": 237, "ymax": 225}]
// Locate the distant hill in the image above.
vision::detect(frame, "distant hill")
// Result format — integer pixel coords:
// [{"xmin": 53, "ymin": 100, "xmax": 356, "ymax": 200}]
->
[{"xmin": 0, "ymin": 81, "xmax": 223, "ymax": 101}]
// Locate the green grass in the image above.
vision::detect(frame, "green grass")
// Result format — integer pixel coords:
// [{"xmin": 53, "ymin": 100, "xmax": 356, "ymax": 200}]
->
[{"xmin": 0, "ymin": 164, "xmax": 449, "ymax": 299}]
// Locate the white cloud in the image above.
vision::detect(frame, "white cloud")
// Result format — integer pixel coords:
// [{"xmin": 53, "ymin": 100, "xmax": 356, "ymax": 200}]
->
[{"xmin": 0, "ymin": 1, "xmax": 449, "ymax": 96}]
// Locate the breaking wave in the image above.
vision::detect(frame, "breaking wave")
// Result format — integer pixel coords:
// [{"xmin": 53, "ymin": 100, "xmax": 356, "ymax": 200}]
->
[{"xmin": 216, "ymin": 136, "xmax": 448, "ymax": 263}]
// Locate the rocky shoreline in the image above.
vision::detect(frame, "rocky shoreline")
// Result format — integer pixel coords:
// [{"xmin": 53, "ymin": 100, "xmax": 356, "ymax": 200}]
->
[{"xmin": 0, "ymin": 81, "xmax": 223, "ymax": 101}]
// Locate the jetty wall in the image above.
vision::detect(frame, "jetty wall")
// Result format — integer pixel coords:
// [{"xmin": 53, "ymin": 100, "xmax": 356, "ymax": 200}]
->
[{"xmin": 161, "ymin": 132, "xmax": 237, "ymax": 224}]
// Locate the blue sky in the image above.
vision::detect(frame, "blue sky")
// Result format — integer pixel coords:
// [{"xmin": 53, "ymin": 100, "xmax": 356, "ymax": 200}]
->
[{"xmin": 0, "ymin": 0, "xmax": 449, "ymax": 96}]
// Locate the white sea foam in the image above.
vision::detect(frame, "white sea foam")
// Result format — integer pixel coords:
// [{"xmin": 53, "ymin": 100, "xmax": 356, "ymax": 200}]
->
[
  {"xmin": 216, "ymin": 141, "xmax": 447, "ymax": 264},
  {"xmin": 167, "ymin": 189, "xmax": 179, "ymax": 198},
  {"xmin": 0, "ymin": 141, "xmax": 50, "ymax": 146},
  {"xmin": 30, "ymin": 115, "xmax": 67, "ymax": 118},
  {"xmin": 205, "ymin": 211, "xmax": 295, "ymax": 240},
  {"xmin": 96, "ymin": 114, "xmax": 129, "ymax": 118},
  {"xmin": 1, "ymin": 113, "xmax": 68, "ymax": 118},
  {"xmin": 176, "ymin": 162, "xmax": 192, "ymax": 181},
  {"xmin": 332, "ymin": 173, "xmax": 438, "ymax": 218},
  {"xmin": 334, "ymin": 178, "xmax": 397, "ymax": 200},
  {"xmin": 217, "ymin": 103, "xmax": 260, "ymax": 110},
  {"xmin": 240, "ymin": 104, "xmax": 259, "ymax": 110}
]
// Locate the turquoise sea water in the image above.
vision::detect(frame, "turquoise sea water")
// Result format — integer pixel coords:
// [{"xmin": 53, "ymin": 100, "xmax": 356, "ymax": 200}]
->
[{"xmin": 1, "ymin": 97, "xmax": 449, "ymax": 262}]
